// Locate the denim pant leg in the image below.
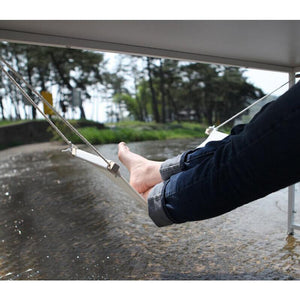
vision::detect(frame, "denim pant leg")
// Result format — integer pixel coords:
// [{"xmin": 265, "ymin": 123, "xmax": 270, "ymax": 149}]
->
[
  {"xmin": 149, "ymin": 82, "xmax": 300, "ymax": 226},
  {"xmin": 179, "ymin": 105, "xmax": 276, "ymax": 173},
  {"xmin": 160, "ymin": 124, "xmax": 246, "ymax": 181},
  {"xmin": 179, "ymin": 102, "xmax": 275, "ymax": 173}
]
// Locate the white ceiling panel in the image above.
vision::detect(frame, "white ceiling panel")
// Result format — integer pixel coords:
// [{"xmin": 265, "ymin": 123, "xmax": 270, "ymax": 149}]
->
[{"xmin": 1, "ymin": 20, "xmax": 300, "ymax": 72}]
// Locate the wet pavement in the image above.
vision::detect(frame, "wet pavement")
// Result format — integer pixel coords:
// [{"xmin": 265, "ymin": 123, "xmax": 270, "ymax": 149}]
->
[{"xmin": 0, "ymin": 139, "xmax": 299, "ymax": 280}]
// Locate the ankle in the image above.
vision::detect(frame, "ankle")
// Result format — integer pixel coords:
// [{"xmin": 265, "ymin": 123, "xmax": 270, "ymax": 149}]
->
[{"xmin": 145, "ymin": 161, "xmax": 163, "ymax": 183}]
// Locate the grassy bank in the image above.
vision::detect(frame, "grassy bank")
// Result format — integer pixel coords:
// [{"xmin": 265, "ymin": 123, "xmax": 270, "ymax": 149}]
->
[
  {"xmin": 0, "ymin": 119, "xmax": 30, "ymax": 127},
  {"xmin": 63, "ymin": 121, "xmax": 208, "ymax": 145},
  {"xmin": 0, "ymin": 119, "xmax": 210, "ymax": 149}
]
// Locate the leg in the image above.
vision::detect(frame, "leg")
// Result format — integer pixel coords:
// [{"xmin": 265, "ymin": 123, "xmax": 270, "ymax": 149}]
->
[
  {"xmin": 149, "ymin": 82, "xmax": 300, "ymax": 226},
  {"xmin": 117, "ymin": 103, "xmax": 270, "ymax": 188},
  {"xmin": 179, "ymin": 102, "xmax": 275, "ymax": 173}
]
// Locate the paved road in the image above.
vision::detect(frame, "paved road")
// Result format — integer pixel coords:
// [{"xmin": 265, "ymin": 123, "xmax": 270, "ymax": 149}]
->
[{"xmin": 0, "ymin": 140, "xmax": 299, "ymax": 280}]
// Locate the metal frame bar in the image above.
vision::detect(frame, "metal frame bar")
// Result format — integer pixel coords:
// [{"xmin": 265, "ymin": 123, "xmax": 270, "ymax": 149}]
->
[
  {"xmin": 0, "ymin": 29, "xmax": 294, "ymax": 73},
  {"xmin": 66, "ymin": 145, "xmax": 146, "ymax": 207},
  {"xmin": 287, "ymin": 70, "xmax": 300, "ymax": 235}
]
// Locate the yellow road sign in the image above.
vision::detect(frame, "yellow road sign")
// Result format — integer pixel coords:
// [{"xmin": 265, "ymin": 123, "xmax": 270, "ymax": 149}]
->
[{"xmin": 41, "ymin": 91, "xmax": 54, "ymax": 115}]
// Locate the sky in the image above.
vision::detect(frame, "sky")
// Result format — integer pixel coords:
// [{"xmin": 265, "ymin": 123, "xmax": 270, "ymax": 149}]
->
[{"xmin": 244, "ymin": 69, "xmax": 289, "ymax": 95}]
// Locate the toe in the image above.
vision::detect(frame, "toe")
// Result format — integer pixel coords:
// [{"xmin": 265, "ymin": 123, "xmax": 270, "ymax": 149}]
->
[{"xmin": 118, "ymin": 142, "xmax": 128, "ymax": 158}]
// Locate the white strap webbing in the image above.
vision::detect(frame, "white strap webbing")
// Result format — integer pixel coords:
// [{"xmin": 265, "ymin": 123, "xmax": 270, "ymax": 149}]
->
[{"xmin": 198, "ymin": 129, "xmax": 229, "ymax": 148}]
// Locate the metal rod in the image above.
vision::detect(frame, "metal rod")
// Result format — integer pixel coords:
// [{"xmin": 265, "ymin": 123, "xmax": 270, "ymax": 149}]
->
[
  {"xmin": 0, "ymin": 56, "xmax": 111, "ymax": 166},
  {"xmin": 216, "ymin": 78, "xmax": 294, "ymax": 130},
  {"xmin": 288, "ymin": 185, "xmax": 296, "ymax": 235},
  {"xmin": 0, "ymin": 65, "xmax": 72, "ymax": 145},
  {"xmin": 292, "ymin": 224, "xmax": 300, "ymax": 231},
  {"xmin": 287, "ymin": 70, "xmax": 297, "ymax": 235}
]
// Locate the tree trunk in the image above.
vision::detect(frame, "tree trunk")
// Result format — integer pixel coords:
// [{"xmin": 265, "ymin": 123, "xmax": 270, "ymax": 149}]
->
[
  {"xmin": 50, "ymin": 52, "xmax": 89, "ymax": 119},
  {"xmin": 141, "ymin": 92, "xmax": 149, "ymax": 122},
  {"xmin": 26, "ymin": 65, "xmax": 37, "ymax": 119},
  {"xmin": 0, "ymin": 96, "xmax": 5, "ymax": 120},
  {"xmin": 38, "ymin": 67, "xmax": 47, "ymax": 91},
  {"xmin": 166, "ymin": 89, "xmax": 179, "ymax": 122},
  {"xmin": 146, "ymin": 57, "xmax": 160, "ymax": 123},
  {"xmin": 135, "ymin": 95, "xmax": 144, "ymax": 122},
  {"xmin": 159, "ymin": 59, "xmax": 166, "ymax": 123},
  {"xmin": 79, "ymin": 104, "xmax": 86, "ymax": 119},
  {"xmin": 133, "ymin": 76, "xmax": 144, "ymax": 121},
  {"xmin": 50, "ymin": 52, "xmax": 73, "ymax": 90},
  {"xmin": 204, "ymin": 102, "xmax": 214, "ymax": 125},
  {"xmin": 9, "ymin": 83, "xmax": 21, "ymax": 119}
]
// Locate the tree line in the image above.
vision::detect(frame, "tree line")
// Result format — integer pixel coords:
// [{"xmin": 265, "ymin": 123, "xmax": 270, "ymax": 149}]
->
[{"xmin": 0, "ymin": 42, "xmax": 264, "ymax": 125}]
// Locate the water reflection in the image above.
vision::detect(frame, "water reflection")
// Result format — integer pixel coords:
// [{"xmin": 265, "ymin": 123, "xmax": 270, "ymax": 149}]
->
[{"xmin": 0, "ymin": 139, "xmax": 299, "ymax": 280}]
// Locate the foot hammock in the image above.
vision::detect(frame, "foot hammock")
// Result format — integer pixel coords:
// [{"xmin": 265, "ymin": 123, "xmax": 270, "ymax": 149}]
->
[{"xmin": 0, "ymin": 57, "xmax": 297, "ymax": 206}]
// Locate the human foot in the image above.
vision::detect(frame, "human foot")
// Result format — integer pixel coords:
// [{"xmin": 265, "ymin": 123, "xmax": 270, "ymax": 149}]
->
[{"xmin": 118, "ymin": 142, "xmax": 163, "ymax": 196}]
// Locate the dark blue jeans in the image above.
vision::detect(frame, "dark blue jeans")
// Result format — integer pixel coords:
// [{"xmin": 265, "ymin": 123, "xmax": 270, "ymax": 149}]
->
[{"xmin": 160, "ymin": 82, "xmax": 300, "ymax": 225}]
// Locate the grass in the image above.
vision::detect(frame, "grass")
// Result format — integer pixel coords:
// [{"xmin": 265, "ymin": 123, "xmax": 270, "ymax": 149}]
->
[
  {"xmin": 0, "ymin": 119, "xmax": 30, "ymax": 126},
  {"xmin": 0, "ymin": 118, "xmax": 216, "ymax": 146},
  {"xmin": 63, "ymin": 121, "xmax": 208, "ymax": 145},
  {"xmin": 0, "ymin": 119, "xmax": 62, "ymax": 127}
]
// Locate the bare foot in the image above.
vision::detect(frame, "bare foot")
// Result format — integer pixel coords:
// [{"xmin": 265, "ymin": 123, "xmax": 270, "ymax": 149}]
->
[{"xmin": 118, "ymin": 142, "xmax": 163, "ymax": 197}]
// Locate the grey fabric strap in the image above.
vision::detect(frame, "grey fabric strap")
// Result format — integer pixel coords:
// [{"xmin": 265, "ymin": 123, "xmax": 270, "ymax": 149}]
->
[
  {"xmin": 148, "ymin": 182, "xmax": 173, "ymax": 227},
  {"xmin": 159, "ymin": 154, "xmax": 183, "ymax": 181}
]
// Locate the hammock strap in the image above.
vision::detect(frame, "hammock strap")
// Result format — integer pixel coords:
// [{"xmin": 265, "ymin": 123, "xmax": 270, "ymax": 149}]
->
[{"xmin": 215, "ymin": 75, "xmax": 300, "ymax": 131}]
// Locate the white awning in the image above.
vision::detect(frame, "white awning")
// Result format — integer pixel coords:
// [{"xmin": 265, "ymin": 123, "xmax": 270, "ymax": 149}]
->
[{"xmin": 1, "ymin": 20, "xmax": 300, "ymax": 72}]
